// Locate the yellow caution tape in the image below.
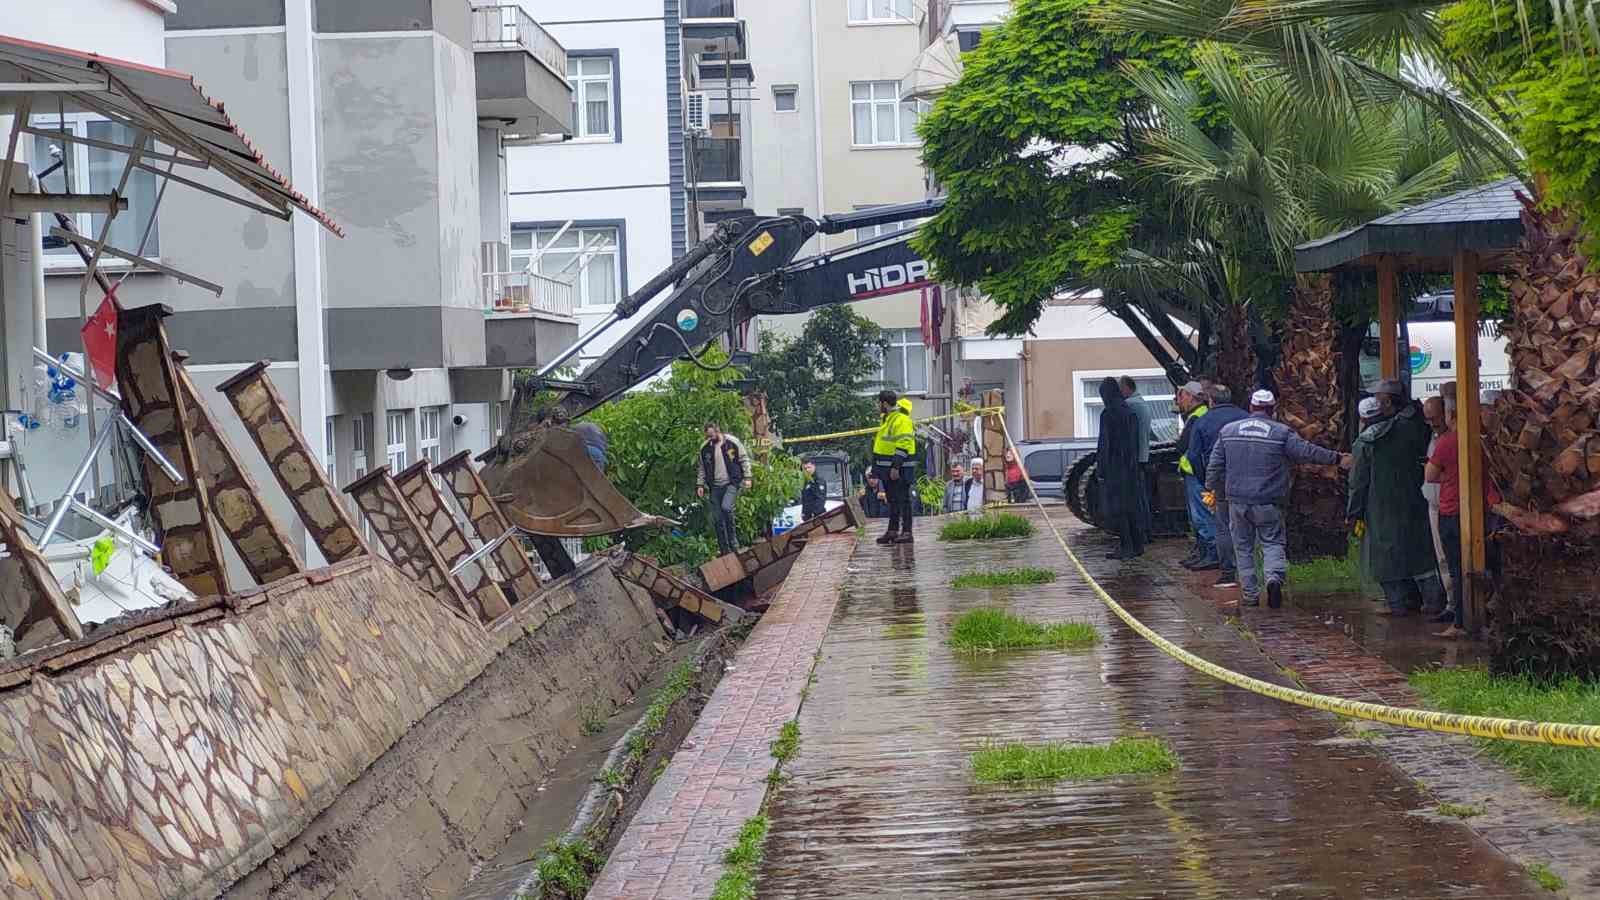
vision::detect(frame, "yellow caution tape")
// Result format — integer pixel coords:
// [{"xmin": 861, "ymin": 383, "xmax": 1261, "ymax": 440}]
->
[
  {"xmin": 992, "ymin": 415, "xmax": 1600, "ymax": 749},
  {"xmin": 782, "ymin": 405, "xmax": 1005, "ymax": 446}
]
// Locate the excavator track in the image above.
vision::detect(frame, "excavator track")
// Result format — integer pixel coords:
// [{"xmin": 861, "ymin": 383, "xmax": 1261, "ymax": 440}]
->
[{"xmin": 1064, "ymin": 441, "xmax": 1190, "ymax": 538}]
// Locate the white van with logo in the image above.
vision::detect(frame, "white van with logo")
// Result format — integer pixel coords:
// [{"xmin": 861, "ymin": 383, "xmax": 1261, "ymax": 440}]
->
[{"xmin": 1359, "ymin": 291, "xmax": 1509, "ymax": 398}]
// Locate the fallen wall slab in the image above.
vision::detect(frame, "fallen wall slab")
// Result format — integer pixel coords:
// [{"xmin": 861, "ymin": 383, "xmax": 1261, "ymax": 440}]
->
[{"xmin": 0, "ymin": 554, "xmax": 666, "ymax": 899}]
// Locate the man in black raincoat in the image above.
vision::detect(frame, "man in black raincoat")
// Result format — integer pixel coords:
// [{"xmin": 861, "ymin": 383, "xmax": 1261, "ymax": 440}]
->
[{"xmin": 1096, "ymin": 377, "xmax": 1148, "ymax": 559}]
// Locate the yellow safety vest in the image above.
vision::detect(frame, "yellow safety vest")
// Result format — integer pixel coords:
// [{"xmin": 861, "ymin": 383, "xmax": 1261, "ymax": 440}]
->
[
  {"xmin": 1177, "ymin": 404, "xmax": 1208, "ymax": 475},
  {"xmin": 872, "ymin": 399, "xmax": 916, "ymax": 460}
]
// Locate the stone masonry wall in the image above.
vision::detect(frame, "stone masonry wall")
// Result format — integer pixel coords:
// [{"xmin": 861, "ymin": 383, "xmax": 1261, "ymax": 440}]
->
[{"xmin": 0, "ymin": 555, "xmax": 665, "ymax": 899}]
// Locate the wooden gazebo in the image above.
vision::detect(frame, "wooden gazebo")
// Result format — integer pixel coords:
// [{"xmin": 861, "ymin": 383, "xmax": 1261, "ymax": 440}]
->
[{"xmin": 1294, "ymin": 177, "xmax": 1527, "ymax": 630}]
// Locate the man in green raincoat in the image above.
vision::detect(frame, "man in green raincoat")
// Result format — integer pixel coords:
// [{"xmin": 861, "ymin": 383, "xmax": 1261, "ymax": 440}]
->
[{"xmin": 1346, "ymin": 380, "xmax": 1444, "ymax": 617}]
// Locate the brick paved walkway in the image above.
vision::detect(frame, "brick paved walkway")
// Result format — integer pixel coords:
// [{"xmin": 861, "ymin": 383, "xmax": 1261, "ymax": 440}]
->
[
  {"xmin": 587, "ymin": 534, "xmax": 852, "ymax": 899},
  {"xmin": 758, "ymin": 512, "xmax": 1541, "ymax": 898}
]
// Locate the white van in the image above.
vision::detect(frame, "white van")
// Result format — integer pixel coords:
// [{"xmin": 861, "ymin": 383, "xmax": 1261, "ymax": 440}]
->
[{"xmin": 1358, "ymin": 291, "xmax": 1509, "ymax": 397}]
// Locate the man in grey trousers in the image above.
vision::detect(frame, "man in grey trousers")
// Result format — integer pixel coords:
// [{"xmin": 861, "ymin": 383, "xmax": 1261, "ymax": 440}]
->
[{"xmin": 1206, "ymin": 390, "xmax": 1351, "ymax": 608}]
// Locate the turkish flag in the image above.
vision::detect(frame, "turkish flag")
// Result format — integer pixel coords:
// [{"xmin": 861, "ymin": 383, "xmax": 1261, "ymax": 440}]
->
[{"xmin": 80, "ymin": 294, "xmax": 119, "ymax": 390}]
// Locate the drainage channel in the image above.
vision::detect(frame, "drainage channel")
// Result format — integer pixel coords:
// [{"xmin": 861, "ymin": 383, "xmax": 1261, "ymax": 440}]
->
[{"xmin": 455, "ymin": 626, "xmax": 740, "ymax": 900}]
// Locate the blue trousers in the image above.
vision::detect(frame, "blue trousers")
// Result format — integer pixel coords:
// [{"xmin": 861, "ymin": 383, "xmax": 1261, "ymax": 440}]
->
[{"xmin": 1184, "ymin": 475, "xmax": 1216, "ymax": 560}]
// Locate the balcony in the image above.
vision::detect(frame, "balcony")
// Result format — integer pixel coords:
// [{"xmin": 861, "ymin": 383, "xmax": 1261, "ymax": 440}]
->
[
  {"xmin": 480, "ymin": 244, "xmax": 580, "ymax": 369},
  {"xmin": 471, "ymin": 4, "xmax": 573, "ymax": 136},
  {"xmin": 682, "ymin": 0, "xmax": 747, "ymax": 59},
  {"xmin": 690, "ymin": 137, "xmax": 742, "ymax": 185}
]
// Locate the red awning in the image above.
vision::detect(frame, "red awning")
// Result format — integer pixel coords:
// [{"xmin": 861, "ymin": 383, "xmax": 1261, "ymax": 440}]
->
[{"xmin": 0, "ymin": 32, "xmax": 342, "ymax": 236}]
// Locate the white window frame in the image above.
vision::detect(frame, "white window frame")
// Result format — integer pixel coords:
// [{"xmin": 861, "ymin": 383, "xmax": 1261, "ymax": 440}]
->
[
  {"xmin": 418, "ymin": 406, "xmax": 443, "ymax": 468},
  {"xmin": 567, "ymin": 55, "xmax": 615, "ymax": 142},
  {"xmin": 386, "ymin": 411, "xmax": 409, "ymax": 472},
  {"xmin": 849, "ymin": 81, "xmax": 927, "ymax": 148},
  {"xmin": 323, "ymin": 418, "xmax": 336, "ymax": 478},
  {"xmin": 872, "ymin": 327, "xmax": 929, "ymax": 395},
  {"xmin": 773, "ymin": 84, "xmax": 799, "ymax": 113},
  {"xmin": 30, "ymin": 113, "xmax": 164, "ymax": 270},
  {"xmin": 1073, "ymin": 368, "xmax": 1177, "ymax": 440},
  {"xmin": 848, "ymin": 0, "xmax": 914, "ymax": 24},
  {"xmin": 513, "ymin": 225, "xmax": 623, "ymax": 309},
  {"xmin": 854, "ymin": 205, "xmax": 926, "ymax": 243}
]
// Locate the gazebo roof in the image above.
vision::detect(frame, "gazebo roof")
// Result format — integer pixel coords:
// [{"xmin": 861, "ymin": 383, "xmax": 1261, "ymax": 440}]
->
[{"xmin": 1294, "ymin": 177, "xmax": 1527, "ymax": 274}]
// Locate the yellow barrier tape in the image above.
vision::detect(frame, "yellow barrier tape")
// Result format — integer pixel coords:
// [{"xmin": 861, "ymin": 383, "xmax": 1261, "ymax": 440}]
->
[
  {"xmin": 782, "ymin": 405, "xmax": 1005, "ymax": 446},
  {"xmin": 991, "ymin": 414, "xmax": 1600, "ymax": 749}
]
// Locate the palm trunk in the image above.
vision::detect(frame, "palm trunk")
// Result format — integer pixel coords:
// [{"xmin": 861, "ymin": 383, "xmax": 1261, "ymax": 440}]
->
[{"xmin": 1274, "ymin": 275, "xmax": 1350, "ymax": 561}]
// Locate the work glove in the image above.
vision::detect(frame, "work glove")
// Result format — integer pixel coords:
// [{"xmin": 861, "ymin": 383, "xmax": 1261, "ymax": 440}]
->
[
  {"xmin": 1201, "ymin": 490, "xmax": 1216, "ymax": 511},
  {"xmin": 1352, "ymin": 519, "xmax": 1366, "ymax": 539}
]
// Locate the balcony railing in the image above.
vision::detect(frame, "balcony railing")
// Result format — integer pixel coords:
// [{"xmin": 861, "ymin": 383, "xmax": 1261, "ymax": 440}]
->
[
  {"xmin": 470, "ymin": 5, "xmax": 567, "ymax": 78},
  {"xmin": 690, "ymin": 137, "xmax": 741, "ymax": 184},
  {"xmin": 482, "ymin": 269, "xmax": 575, "ymax": 317},
  {"xmin": 684, "ymin": 0, "xmax": 736, "ymax": 18}
]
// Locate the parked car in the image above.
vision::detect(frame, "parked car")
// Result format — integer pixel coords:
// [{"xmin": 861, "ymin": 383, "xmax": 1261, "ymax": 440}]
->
[{"xmin": 1015, "ymin": 438, "xmax": 1098, "ymax": 501}]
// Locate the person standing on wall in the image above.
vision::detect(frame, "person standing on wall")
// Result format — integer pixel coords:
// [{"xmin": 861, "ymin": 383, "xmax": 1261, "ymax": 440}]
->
[
  {"xmin": 872, "ymin": 390, "xmax": 917, "ymax": 545},
  {"xmin": 1174, "ymin": 381, "xmax": 1215, "ymax": 570},
  {"xmin": 696, "ymin": 423, "xmax": 752, "ymax": 555}
]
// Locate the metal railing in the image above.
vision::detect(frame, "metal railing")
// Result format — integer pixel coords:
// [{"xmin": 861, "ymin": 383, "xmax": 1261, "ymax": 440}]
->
[
  {"xmin": 691, "ymin": 137, "xmax": 741, "ymax": 184},
  {"xmin": 482, "ymin": 269, "xmax": 576, "ymax": 317},
  {"xmin": 684, "ymin": 0, "xmax": 736, "ymax": 18},
  {"xmin": 470, "ymin": 5, "xmax": 568, "ymax": 78}
]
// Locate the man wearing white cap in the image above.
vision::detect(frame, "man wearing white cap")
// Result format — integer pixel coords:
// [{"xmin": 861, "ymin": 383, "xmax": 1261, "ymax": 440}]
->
[
  {"xmin": 965, "ymin": 457, "xmax": 985, "ymax": 516},
  {"xmin": 1205, "ymin": 389, "xmax": 1351, "ymax": 608},
  {"xmin": 1348, "ymin": 379, "xmax": 1443, "ymax": 617}
]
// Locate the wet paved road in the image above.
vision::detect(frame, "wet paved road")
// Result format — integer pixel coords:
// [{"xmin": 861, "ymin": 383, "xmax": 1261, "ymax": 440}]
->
[{"xmin": 759, "ymin": 513, "xmax": 1542, "ymax": 898}]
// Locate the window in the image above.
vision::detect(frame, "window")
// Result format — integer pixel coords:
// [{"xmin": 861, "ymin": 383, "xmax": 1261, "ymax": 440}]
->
[
  {"xmin": 850, "ymin": 81, "xmax": 926, "ymax": 146},
  {"xmin": 386, "ymin": 411, "xmax": 408, "ymax": 472},
  {"xmin": 567, "ymin": 55, "xmax": 615, "ymax": 140},
  {"xmin": 1079, "ymin": 374, "xmax": 1178, "ymax": 439},
  {"xmin": 418, "ymin": 407, "xmax": 443, "ymax": 467},
  {"xmin": 512, "ymin": 225, "xmax": 622, "ymax": 308},
  {"xmin": 848, "ymin": 0, "xmax": 912, "ymax": 23},
  {"xmin": 31, "ymin": 116, "xmax": 161, "ymax": 263},
  {"xmin": 773, "ymin": 85, "xmax": 798, "ymax": 112},
  {"xmin": 854, "ymin": 205, "xmax": 925, "ymax": 242},
  {"xmin": 777, "ymin": 207, "xmax": 805, "ymax": 217},
  {"xmin": 323, "ymin": 418, "xmax": 336, "ymax": 477},
  {"xmin": 873, "ymin": 328, "xmax": 928, "ymax": 393},
  {"xmin": 1023, "ymin": 449, "xmax": 1066, "ymax": 485}
]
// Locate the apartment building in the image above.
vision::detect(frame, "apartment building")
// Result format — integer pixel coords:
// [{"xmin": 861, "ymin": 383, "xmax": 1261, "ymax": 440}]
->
[{"xmin": 11, "ymin": 0, "xmax": 576, "ymax": 579}]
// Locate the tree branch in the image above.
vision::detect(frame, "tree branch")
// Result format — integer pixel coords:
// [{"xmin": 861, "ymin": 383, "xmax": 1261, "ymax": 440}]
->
[{"xmin": 1107, "ymin": 302, "xmax": 1191, "ymax": 386}]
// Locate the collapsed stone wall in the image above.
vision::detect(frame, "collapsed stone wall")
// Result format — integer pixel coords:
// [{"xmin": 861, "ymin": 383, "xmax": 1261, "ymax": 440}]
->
[{"xmin": 0, "ymin": 554, "xmax": 665, "ymax": 899}]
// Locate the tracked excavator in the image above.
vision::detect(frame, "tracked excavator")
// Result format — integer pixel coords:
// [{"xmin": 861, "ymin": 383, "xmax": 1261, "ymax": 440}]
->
[{"xmin": 475, "ymin": 200, "xmax": 950, "ymax": 556}]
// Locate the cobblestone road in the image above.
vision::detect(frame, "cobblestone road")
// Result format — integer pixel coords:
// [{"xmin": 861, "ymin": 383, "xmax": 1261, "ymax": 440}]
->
[{"xmin": 757, "ymin": 512, "xmax": 1542, "ymax": 898}]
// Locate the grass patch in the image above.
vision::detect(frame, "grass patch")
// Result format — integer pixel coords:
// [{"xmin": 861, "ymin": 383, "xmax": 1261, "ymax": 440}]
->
[
  {"xmin": 709, "ymin": 814, "xmax": 769, "ymax": 900},
  {"xmin": 972, "ymin": 737, "xmax": 1178, "ymax": 784},
  {"xmin": 1436, "ymin": 801, "xmax": 1485, "ymax": 819},
  {"xmin": 1525, "ymin": 861, "xmax": 1565, "ymax": 892},
  {"xmin": 770, "ymin": 720, "xmax": 800, "ymax": 763},
  {"xmin": 1410, "ymin": 667, "xmax": 1600, "ymax": 810},
  {"xmin": 651, "ymin": 756, "xmax": 670, "ymax": 785},
  {"xmin": 534, "ymin": 837, "xmax": 601, "ymax": 897},
  {"xmin": 948, "ymin": 607, "xmax": 1098, "ymax": 652},
  {"xmin": 578, "ymin": 698, "xmax": 608, "ymax": 736},
  {"xmin": 597, "ymin": 766, "xmax": 624, "ymax": 789},
  {"xmin": 951, "ymin": 567, "xmax": 1057, "ymax": 589},
  {"xmin": 625, "ymin": 662, "xmax": 697, "ymax": 761},
  {"xmin": 939, "ymin": 512, "xmax": 1035, "ymax": 542}
]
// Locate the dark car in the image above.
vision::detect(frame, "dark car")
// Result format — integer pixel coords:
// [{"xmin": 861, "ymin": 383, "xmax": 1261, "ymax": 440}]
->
[{"xmin": 1016, "ymin": 438, "xmax": 1098, "ymax": 501}]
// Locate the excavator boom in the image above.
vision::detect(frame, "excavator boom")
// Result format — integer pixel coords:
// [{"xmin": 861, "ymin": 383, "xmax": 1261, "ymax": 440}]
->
[{"xmin": 479, "ymin": 200, "xmax": 944, "ymax": 539}]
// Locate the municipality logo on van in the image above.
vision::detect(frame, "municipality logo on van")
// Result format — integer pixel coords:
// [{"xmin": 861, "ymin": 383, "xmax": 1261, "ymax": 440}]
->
[{"xmin": 1409, "ymin": 344, "xmax": 1431, "ymax": 374}]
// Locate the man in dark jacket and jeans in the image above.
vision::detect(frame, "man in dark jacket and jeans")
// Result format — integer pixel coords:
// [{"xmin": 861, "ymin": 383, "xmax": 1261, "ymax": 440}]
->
[
  {"xmin": 1206, "ymin": 390, "xmax": 1351, "ymax": 608},
  {"xmin": 697, "ymin": 423, "xmax": 751, "ymax": 553},
  {"xmin": 1187, "ymin": 385, "xmax": 1249, "ymax": 586}
]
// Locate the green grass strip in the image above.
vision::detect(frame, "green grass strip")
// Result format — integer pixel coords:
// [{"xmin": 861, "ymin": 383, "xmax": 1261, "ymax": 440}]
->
[
  {"xmin": 532, "ymin": 837, "xmax": 601, "ymax": 897},
  {"xmin": 770, "ymin": 720, "xmax": 799, "ymax": 763},
  {"xmin": 948, "ymin": 607, "xmax": 1098, "ymax": 652},
  {"xmin": 951, "ymin": 567, "xmax": 1057, "ymax": 589},
  {"xmin": 1525, "ymin": 861, "xmax": 1565, "ymax": 892},
  {"xmin": 625, "ymin": 662, "xmax": 696, "ymax": 761},
  {"xmin": 1410, "ymin": 667, "xmax": 1600, "ymax": 810},
  {"xmin": 939, "ymin": 512, "xmax": 1035, "ymax": 541},
  {"xmin": 709, "ymin": 814, "xmax": 769, "ymax": 900},
  {"xmin": 972, "ymin": 737, "xmax": 1179, "ymax": 784}
]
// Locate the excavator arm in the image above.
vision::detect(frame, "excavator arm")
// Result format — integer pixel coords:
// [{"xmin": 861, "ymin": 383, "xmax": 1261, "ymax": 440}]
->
[{"xmin": 480, "ymin": 199, "xmax": 943, "ymax": 539}]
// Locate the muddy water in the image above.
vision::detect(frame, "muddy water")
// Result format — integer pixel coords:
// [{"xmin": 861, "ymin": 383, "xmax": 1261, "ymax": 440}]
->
[
  {"xmin": 1281, "ymin": 588, "xmax": 1490, "ymax": 675},
  {"xmin": 758, "ymin": 515, "xmax": 1539, "ymax": 898}
]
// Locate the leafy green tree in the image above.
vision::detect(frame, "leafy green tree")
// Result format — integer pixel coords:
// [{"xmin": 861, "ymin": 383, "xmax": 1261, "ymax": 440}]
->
[
  {"xmin": 747, "ymin": 307, "xmax": 885, "ymax": 469},
  {"xmin": 583, "ymin": 348, "xmax": 803, "ymax": 568}
]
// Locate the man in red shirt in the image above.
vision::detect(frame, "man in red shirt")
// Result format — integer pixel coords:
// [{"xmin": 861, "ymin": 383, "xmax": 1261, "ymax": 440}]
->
[{"xmin": 1424, "ymin": 397, "xmax": 1502, "ymax": 638}]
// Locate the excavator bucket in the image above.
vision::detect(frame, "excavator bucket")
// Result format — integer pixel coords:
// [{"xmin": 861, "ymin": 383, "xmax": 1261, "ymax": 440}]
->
[{"xmin": 479, "ymin": 426, "xmax": 672, "ymax": 537}]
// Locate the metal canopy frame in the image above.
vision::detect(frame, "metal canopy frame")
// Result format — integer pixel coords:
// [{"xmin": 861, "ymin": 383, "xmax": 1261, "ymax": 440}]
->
[{"xmin": 1293, "ymin": 178, "xmax": 1532, "ymax": 637}]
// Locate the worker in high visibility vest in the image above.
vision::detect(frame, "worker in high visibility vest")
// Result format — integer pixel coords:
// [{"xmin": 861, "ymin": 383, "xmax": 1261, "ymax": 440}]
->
[
  {"xmin": 871, "ymin": 390, "xmax": 917, "ymax": 545},
  {"xmin": 1174, "ymin": 381, "xmax": 1216, "ymax": 570}
]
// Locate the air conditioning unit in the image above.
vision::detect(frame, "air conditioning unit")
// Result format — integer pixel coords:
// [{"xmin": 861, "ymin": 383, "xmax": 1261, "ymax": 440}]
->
[{"xmin": 685, "ymin": 91, "xmax": 710, "ymax": 133}]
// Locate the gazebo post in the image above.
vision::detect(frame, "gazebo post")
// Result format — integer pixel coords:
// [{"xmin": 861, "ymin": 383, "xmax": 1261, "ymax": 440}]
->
[
  {"xmin": 1377, "ymin": 255, "xmax": 1400, "ymax": 379},
  {"xmin": 1452, "ymin": 250, "xmax": 1488, "ymax": 633}
]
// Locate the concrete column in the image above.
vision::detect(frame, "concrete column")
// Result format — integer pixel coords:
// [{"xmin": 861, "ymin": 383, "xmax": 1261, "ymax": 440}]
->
[{"xmin": 981, "ymin": 388, "xmax": 1005, "ymax": 506}]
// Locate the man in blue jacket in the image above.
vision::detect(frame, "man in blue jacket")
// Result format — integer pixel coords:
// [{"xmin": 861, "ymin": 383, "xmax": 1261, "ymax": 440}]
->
[
  {"xmin": 1186, "ymin": 385, "xmax": 1248, "ymax": 586},
  {"xmin": 1206, "ymin": 390, "xmax": 1351, "ymax": 609}
]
